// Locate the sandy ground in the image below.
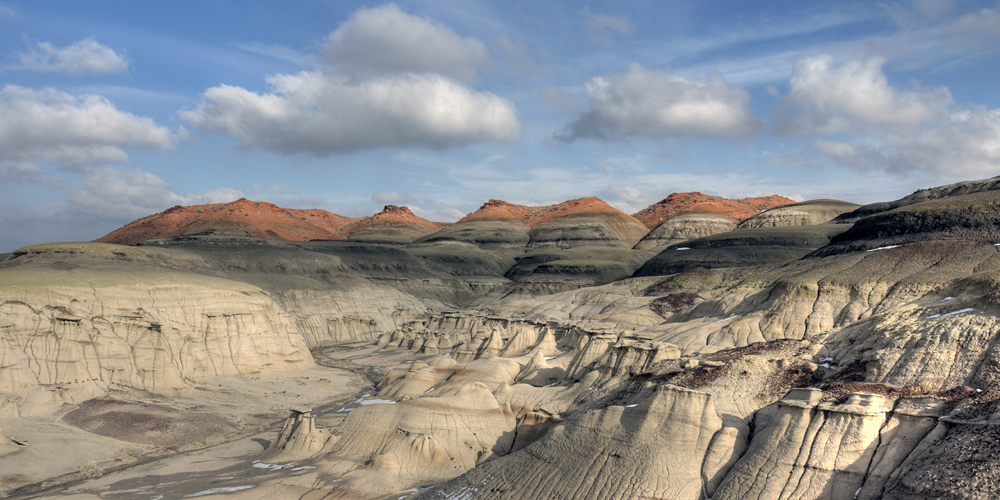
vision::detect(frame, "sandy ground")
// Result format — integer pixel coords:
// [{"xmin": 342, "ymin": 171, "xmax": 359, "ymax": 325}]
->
[
  {"xmin": 1, "ymin": 358, "xmax": 369, "ymax": 498},
  {"xmin": 2, "ymin": 343, "xmax": 421, "ymax": 499}
]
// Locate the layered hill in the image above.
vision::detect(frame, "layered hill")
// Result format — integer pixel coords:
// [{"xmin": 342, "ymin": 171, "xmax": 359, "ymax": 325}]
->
[
  {"xmin": 96, "ymin": 198, "xmax": 356, "ymax": 245},
  {"xmin": 342, "ymin": 204, "xmax": 443, "ymax": 244},
  {"xmin": 632, "ymin": 192, "xmax": 795, "ymax": 229},
  {"xmin": 96, "ymin": 200, "xmax": 444, "ymax": 246}
]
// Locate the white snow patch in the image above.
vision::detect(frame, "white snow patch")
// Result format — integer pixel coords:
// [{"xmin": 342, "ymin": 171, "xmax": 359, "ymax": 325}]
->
[
  {"xmin": 820, "ymin": 357, "xmax": 834, "ymax": 362},
  {"xmin": 713, "ymin": 315, "xmax": 740, "ymax": 323},
  {"xmin": 676, "ymin": 247, "xmax": 691, "ymax": 251},
  {"xmin": 866, "ymin": 245, "xmax": 899, "ymax": 252},
  {"xmin": 358, "ymin": 399, "xmax": 396, "ymax": 406},
  {"xmin": 184, "ymin": 486, "xmax": 255, "ymax": 497},
  {"xmin": 942, "ymin": 297, "xmax": 955, "ymax": 301},
  {"xmin": 927, "ymin": 314, "xmax": 941, "ymax": 319},
  {"xmin": 252, "ymin": 462, "xmax": 294, "ymax": 471},
  {"xmin": 447, "ymin": 487, "xmax": 479, "ymax": 500},
  {"xmin": 291, "ymin": 466, "xmax": 317, "ymax": 471},
  {"xmin": 942, "ymin": 308, "xmax": 975, "ymax": 318},
  {"xmin": 544, "ymin": 356, "xmax": 556, "ymax": 360},
  {"xmin": 626, "ymin": 404, "xmax": 639, "ymax": 408},
  {"xmin": 820, "ymin": 363, "xmax": 831, "ymax": 368}
]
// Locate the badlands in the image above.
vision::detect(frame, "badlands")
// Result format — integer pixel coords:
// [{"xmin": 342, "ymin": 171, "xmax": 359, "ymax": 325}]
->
[{"xmin": 2, "ymin": 177, "xmax": 1000, "ymax": 499}]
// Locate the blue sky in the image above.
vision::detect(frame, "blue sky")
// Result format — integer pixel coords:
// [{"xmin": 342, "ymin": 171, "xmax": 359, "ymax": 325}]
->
[{"xmin": 1, "ymin": 0, "xmax": 999, "ymax": 251}]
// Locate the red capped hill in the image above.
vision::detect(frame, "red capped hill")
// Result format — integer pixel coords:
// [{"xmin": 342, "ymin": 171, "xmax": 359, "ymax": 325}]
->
[
  {"xmin": 525, "ymin": 197, "xmax": 649, "ymax": 248},
  {"xmin": 632, "ymin": 192, "xmax": 795, "ymax": 230},
  {"xmin": 342, "ymin": 205, "xmax": 443, "ymax": 244},
  {"xmin": 458, "ymin": 200, "xmax": 544, "ymax": 223},
  {"xmin": 95, "ymin": 198, "xmax": 355, "ymax": 245}
]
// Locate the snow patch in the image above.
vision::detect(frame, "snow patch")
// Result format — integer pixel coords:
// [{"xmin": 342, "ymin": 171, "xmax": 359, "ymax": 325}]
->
[
  {"xmin": 252, "ymin": 462, "xmax": 294, "ymax": 471},
  {"xmin": 866, "ymin": 245, "xmax": 899, "ymax": 252},
  {"xmin": 942, "ymin": 297, "xmax": 955, "ymax": 301},
  {"xmin": 184, "ymin": 486, "xmax": 255, "ymax": 497},
  {"xmin": 676, "ymin": 247, "xmax": 691, "ymax": 251},
  {"xmin": 942, "ymin": 308, "xmax": 975, "ymax": 318},
  {"xmin": 359, "ymin": 398, "xmax": 396, "ymax": 406},
  {"xmin": 713, "ymin": 315, "xmax": 740, "ymax": 323}
]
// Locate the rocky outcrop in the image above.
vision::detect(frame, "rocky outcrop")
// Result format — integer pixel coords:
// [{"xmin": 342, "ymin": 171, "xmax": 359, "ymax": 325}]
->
[
  {"xmin": 633, "ymin": 212, "xmax": 737, "ymax": 250},
  {"xmin": 316, "ymin": 383, "xmax": 515, "ymax": 498},
  {"xmin": 820, "ymin": 190, "xmax": 1000, "ymax": 255},
  {"xmin": 835, "ymin": 174, "xmax": 1000, "ymax": 222},
  {"xmin": 634, "ymin": 223, "xmax": 848, "ymax": 277},
  {"xmin": 737, "ymin": 199, "xmax": 860, "ymax": 229},
  {"xmin": 375, "ymin": 314, "xmax": 563, "ymax": 361},
  {"xmin": 263, "ymin": 408, "xmax": 332, "ymax": 462},
  {"xmin": 415, "ymin": 384, "xmax": 725, "ymax": 500}
]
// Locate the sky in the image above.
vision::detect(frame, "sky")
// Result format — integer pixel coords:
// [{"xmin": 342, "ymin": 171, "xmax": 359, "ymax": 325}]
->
[{"xmin": 1, "ymin": 0, "xmax": 999, "ymax": 251}]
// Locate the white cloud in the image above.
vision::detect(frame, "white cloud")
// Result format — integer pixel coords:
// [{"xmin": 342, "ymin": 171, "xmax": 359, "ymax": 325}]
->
[
  {"xmin": 775, "ymin": 55, "xmax": 1000, "ymax": 178},
  {"xmin": 0, "ymin": 161, "xmax": 49, "ymax": 184},
  {"xmin": 183, "ymin": 70, "xmax": 519, "ymax": 155},
  {"xmin": 323, "ymin": 3, "xmax": 488, "ymax": 82},
  {"xmin": 0, "ymin": 2, "xmax": 14, "ymax": 18},
  {"xmin": 556, "ymin": 63, "xmax": 761, "ymax": 142},
  {"xmin": 184, "ymin": 4, "xmax": 518, "ymax": 155},
  {"xmin": 13, "ymin": 37, "xmax": 129, "ymax": 75},
  {"xmin": 0, "ymin": 85, "xmax": 176, "ymax": 169},
  {"xmin": 372, "ymin": 190, "xmax": 414, "ymax": 204},
  {"xmin": 408, "ymin": 204, "xmax": 464, "ymax": 222},
  {"xmin": 812, "ymin": 106, "xmax": 1000, "ymax": 176},
  {"xmin": 775, "ymin": 55, "xmax": 952, "ymax": 134},
  {"xmin": 68, "ymin": 166, "xmax": 243, "ymax": 219},
  {"xmin": 581, "ymin": 7, "xmax": 633, "ymax": 44},
  {"xmin": 945, "ymin": 7, "xmax": 1000, "ymax": 45},
  {"xmin": 199, "ymin": 188, "xmax": 245, "ymax": 204}
]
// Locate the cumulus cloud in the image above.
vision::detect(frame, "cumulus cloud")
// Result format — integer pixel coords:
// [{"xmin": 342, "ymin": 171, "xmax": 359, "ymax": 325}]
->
[
  {"xmin": 0, "ymin": 85, "xmax": 176, "ymax": 169},
  {"xmin": 775, "ymin": 56, "xmax": 952, "ymax": 134},
  {"xmin": 776, "ymin": 55, "xmax": 1000, "ymax": 178},
  {"xmin": 581, "ymin": 7, "xmax": 633, "ymax": 44},
  {"xmin": 323, "ymin": 3, "xmax": 488, "ymax": 82},
  {"xmin": 185, "ymin": 4, "xmax": 518, "ymax": 155},
  {"xmin": 183, "ymin": 71, "xmax": 518, "ymax": 155},
  {"xmin": 812, "ymin": 107, "xmax": 1000, "ymax": 176},
  {"xmin": 68, "ymin": 166, "xmax": 243, "ymax": 219},
  {"xmin": 13, "ymin": 37, "xmax": 129, "ymax": 75},
  {"xmin": 556, "ymin": 63, "xmax": 761, "ymax": 142}
]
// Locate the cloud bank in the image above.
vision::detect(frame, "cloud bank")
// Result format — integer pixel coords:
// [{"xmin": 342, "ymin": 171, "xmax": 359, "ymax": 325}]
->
[
  {"xmin": 776, "ymin": 56, "xmax": 952, "ymax": 134},
  {"xmin": 557, "ymin": 63, "xmax": 761, "ymax": 142},
  {"xmin": 0, "ymin": 85, "xmax": 175, "ymax": 168},
  {"xmin": 184, "ymin": 3, "xmax": 519, "ymax": 155},
  {"xmin": 781, "ymin": 56, "xmax": 1000, "ymax": 177}
]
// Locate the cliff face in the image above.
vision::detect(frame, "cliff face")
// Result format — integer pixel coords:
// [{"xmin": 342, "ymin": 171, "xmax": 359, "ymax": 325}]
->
[{"xmin": 0, "ymin": 243, "xmax": 314, "ymax": 416}]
